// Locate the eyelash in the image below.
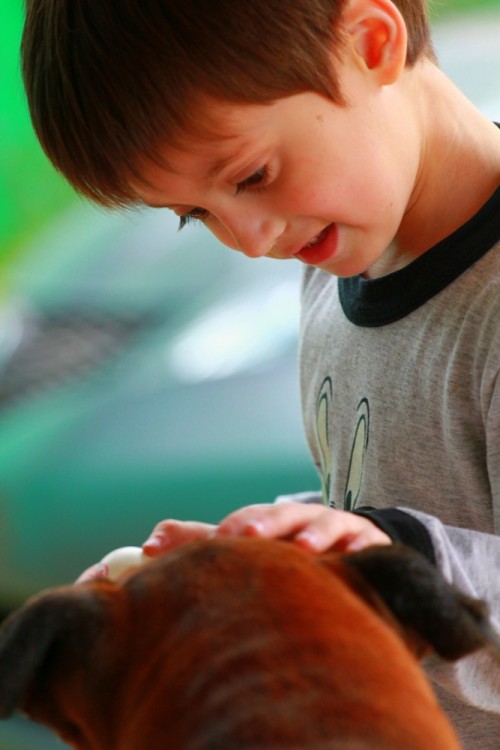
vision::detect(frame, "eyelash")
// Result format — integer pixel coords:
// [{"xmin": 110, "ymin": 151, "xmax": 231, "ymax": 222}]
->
[
  {"xmin": 178, "ymin": 165, "xmax": 270, "ymax": 231},
  {"xmin": 235, "ymin": 165, "xmax": 269, "ymax": 195},
  {"xmin": 178, "ymin": 208, "xmax": 209, "ymax": 231}
]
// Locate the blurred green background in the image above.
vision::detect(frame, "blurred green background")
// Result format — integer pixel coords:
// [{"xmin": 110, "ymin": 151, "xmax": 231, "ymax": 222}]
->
[
  {"xmin": 0, "ymin": 0, "xmax": 498, "ymax": 272},
  {"xmin": 0, "ymin": 2, "xmax": 75, "ymax": 273}
]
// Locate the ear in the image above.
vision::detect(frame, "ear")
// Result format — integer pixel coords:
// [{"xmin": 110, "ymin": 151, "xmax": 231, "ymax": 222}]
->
[
  {"xmin": 0, "ymin": 585, "xmax": 111, "ymax": 720},
  {"xmin": 342, "ymin": 0, "xmax": 408, "ymax": 85},
  {"xmin": 323, "ymin": 544, "xmax": 500, "ymax": 662}
]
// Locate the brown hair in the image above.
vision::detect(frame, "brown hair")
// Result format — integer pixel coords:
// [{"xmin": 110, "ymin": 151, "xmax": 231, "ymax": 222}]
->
[{"xmin": 22, "ymin": 0, "xmax": 434, "ymax": 207}]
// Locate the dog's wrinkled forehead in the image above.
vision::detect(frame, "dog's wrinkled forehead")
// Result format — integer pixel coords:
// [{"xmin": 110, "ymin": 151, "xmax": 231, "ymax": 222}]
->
[
  {"xmin": 119, "ymin": 538, "xmax": 498, "ymax": 661},
  {"xmin": 123, "ymin": 536, "xmax": 322, "ymax": 614}
]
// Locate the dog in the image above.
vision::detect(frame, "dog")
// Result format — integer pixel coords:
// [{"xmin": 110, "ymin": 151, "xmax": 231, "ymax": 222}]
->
[{"xmin": 0, "ymin": 538, "xmax": 497, "ymax": 749}]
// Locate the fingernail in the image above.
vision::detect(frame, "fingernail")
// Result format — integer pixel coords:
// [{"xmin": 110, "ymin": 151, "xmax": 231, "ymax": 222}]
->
[
  {"xmin": 295, "ymin": 532, "xmax": 320, "ymax": 551},
  {"xmin": 245, "ymin": 520, "xmax": 266, "ymax": 536},
  {"xmin": 142, "ymin": 535, "xmax": 166, "ymax": 555},
  {"xmin": 344, "ymin": 541, "xmax": 364, "ymax": 553}
]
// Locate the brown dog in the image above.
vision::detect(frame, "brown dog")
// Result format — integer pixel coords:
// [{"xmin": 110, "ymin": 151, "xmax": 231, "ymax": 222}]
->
[{"xmin": 0, "ymin": 538, "xmax": 497, "ymax": 749}]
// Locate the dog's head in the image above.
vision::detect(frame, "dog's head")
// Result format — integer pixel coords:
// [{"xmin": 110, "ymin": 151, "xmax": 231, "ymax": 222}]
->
[{"xmin": 0, "ymin": 539, "xmax": 497, "ymax": 750}]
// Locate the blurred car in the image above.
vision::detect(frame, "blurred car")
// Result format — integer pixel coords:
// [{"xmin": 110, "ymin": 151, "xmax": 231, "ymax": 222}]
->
[{"xmin": 0, "ymin": 203, "xmax": 319, "ymax": 607}]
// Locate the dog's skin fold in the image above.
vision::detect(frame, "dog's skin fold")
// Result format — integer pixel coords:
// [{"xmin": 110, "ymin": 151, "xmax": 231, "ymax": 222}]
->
[{"xmin": 0, "ymin": 539, "xmax": 498, "ymax": 749}]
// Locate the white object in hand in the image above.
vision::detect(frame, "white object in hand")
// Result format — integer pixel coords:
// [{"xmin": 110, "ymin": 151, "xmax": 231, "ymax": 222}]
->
[{"xmin": 99, "ymin": 546, "xmax": 147, "ymax": 581}]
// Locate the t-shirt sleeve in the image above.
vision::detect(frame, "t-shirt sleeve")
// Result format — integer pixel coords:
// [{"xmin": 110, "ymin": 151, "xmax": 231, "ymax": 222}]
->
[{"xmin": 396, "ymin": 506, "xmax": 500, "ymax": 714}]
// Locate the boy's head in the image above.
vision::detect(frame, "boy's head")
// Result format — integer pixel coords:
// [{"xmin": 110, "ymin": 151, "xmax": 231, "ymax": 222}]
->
[{"xmin": 22, "ymin": 0, "xmax": 434, "ymax": 209}]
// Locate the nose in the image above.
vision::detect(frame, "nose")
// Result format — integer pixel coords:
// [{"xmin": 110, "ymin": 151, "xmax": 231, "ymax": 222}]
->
[{"xmin": 214, "ymin": 207, "xmax": 285, "ymax": 259}]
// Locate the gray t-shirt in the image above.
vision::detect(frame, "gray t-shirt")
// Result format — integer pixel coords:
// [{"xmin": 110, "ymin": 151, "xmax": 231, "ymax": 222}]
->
[{"xmin": 291, "ymin": 186, "xmax": 500, "ymax": 747}]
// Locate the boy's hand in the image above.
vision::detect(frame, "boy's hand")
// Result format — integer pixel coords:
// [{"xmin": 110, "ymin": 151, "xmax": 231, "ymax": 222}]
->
[
  {"xmin": 77, "ymin": 503, "xmax": 390, "ymax": 582},
  {"xmin": 142, "ymin": 520, "xmax": 217, "ymax": 556},
  {"xmin": 75, "ymin": 520, "xmax": 216, "ymax": 583},
  {"xmin": 142, "ymin": 502, "xmax": 391, "ymax": 558},
  {"xmin": 215, "ymin": 502, "xmax": 391, "ymax": 554}
]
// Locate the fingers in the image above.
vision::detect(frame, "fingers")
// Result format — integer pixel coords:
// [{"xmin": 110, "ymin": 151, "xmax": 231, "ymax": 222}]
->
[
  {"xmin": 217, "ymin": 502, "xmax": 391, "ymax": 554},
  {"xmin": 142, "ymin": 520, "xmax": 217, "ymax": 557},
  {"xmin": 76, "ymin": 505, "xmax": 390, "ymax": 585},
  {"xmin": 217, "ymin": 502, "xmax": 323, "ymax": 540},
  {"xmin": 75, "ymin": 520, "xmax": 216, "ymax": 583},
  {"xmin": 294, "ymin": 510, "xmax": 392, "ymax": 554}
]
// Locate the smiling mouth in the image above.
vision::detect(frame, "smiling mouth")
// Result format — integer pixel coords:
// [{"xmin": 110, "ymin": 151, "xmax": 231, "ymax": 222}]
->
[
  {"xmin": 295, "ymin": 224, "xmax": 338, "ymax": 266},
  {"xmin": 303, "ymin": 226, "xmax": 330, "ymax": 249}
]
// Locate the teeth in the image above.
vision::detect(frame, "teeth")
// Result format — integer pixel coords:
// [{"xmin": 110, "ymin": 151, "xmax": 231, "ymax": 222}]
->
[
  {"xmin": 304, "ymin": 233, "xmax": 321, "ymax": 249},
  {"xmin": 304, "ymin": 227, "xmax": 327, "ymax": 249}
]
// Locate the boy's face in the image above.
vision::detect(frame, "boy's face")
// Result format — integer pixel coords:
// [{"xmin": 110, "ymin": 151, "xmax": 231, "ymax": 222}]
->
[{"xmin": 136, "ymin": 53, "xmax": 420, "ymax": 278}]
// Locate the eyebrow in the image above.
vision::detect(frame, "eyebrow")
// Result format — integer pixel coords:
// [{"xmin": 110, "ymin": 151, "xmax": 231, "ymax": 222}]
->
[
  {"xmin": 206, "ymin": 131, "xmax": 261, "ymax": 181},
  {"xmin": 141, "ymin": 136, "xmax": 257, "ymax": 210},
  {"xmin": 142, "ymin": 159, "xmax": 236, "ymax": 210},
  {"xmin": 206, "ymin": 154, "xmax": 234, "ymax": 182}
]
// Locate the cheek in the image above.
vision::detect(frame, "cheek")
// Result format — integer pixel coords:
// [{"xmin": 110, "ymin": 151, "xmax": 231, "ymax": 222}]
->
[
  {"xmin": 352, "ymin": 136, "xmax": 416, "ymax": 215},
  {"xmin": 284, "ymin": 148, "xmax": 376, "ymax": 217},
  {"xmin": 341, "ymin": 156, "xmax": 407, "ymax": 222}
]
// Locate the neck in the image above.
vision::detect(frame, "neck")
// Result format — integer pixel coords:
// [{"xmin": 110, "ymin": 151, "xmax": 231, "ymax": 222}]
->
[
  {"xmin": 400, "ymin": 62, "xmax": 500, "ymax": 251},
  {"xmin": 368, "ymin": 61, "xmax": 500, "ymax": 279}
]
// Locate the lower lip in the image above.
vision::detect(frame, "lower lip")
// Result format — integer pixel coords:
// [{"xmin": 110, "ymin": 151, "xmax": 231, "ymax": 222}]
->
[{"xmin": 296, "ymin": 224, "xmax": 338, "ymax": 266}]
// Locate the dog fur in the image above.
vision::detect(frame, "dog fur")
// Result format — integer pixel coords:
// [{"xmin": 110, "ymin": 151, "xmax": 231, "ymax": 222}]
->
[{"xmin": 0, "ymin": 539, "xmax": 497, "ymax": 749}]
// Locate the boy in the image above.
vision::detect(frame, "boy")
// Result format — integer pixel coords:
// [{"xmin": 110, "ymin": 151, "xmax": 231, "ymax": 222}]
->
[{"xmin": 22, "ymin": 0, "xmax": 500, "ymax": 746}]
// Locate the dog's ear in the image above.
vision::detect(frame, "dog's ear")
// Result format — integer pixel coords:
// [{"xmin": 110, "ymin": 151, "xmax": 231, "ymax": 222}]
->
[
  {"xmin": 323, "ymin": 544, "xmax": 500, "ymax": 662},
  {"xmin": 0, "ymin": 584, "xmax": 111, "ymax": 720}
]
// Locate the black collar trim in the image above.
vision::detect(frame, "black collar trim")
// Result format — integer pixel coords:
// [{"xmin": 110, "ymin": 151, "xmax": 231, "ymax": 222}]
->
[{"xmin": 338, "ymin": 184, "xmax": 500, "ymax": 327}]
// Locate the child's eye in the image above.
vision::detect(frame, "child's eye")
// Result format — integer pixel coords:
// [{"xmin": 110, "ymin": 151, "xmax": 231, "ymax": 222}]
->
[
  {"xmin": 178, "ymin": 207, "xmax": 209, "ymax": 231},
  {"xmin": 235, "ymin": 166, "xmax": 269, "ymax": 195}
]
